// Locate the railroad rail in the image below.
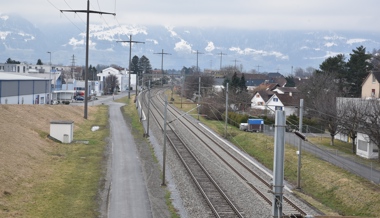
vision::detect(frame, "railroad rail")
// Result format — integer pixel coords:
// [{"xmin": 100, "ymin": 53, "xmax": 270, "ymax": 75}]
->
[
  {"xmin": 146, "ymin": 88, "xmax": 244, "ymax": 217},
  {"xmin": 141, "ymin": 87, "xmax": 309, "ymax": 217}
]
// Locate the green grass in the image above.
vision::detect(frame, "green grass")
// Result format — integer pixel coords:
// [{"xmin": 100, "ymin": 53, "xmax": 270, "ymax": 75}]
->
[
  {"xmin": 25, "ymin": 105, "xmax": 109, "ymax": 218},
  {"xmin": 170, "ymin": 92, "xmax": 380, "ymax": 217}
]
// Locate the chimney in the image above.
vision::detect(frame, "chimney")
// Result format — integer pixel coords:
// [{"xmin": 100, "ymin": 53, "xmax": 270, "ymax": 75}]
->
[{"xmin": 289, "ymin": 92, "xmax": 292, "ymax": 96}]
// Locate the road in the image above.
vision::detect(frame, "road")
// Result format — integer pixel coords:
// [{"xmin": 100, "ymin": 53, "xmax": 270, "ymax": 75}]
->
[
  {"xmin": 277, "ymin": 131, "xmax": 380, "ymax": 184},
  {"xmin": 97, "ymin": 92, "xmax": 152, "ymax": 218}
]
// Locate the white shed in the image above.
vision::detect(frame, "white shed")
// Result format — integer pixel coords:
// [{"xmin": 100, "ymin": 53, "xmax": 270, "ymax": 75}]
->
[
  {"xmin": 356, "ymin": 132, "xmax": 379, "ymax": 159},
  {"xmin": 50, "ymin": 120, "xmax": 74, "ymax": 143}
]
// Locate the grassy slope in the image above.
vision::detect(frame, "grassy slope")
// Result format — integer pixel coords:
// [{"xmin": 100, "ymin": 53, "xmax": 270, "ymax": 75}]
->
[{"xmin": 0, "ymin": 104, "xmax": 107, "ymax": 217}]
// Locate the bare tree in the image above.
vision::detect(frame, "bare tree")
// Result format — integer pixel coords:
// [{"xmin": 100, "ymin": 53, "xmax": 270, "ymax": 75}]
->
[
  {"xmin": 299, "ymin": 72, "xmax": 343, "ymax": 145},
  {"xmin": 104, "ymin": 74, "xmax": 119, "ymax": 94},
  {"xmin": 359, "ymin": 99, "xmax": 380, "ymax": 161},
  {"xmin": 337, "ymin": 98, "xmax": 368, "ymax": 153},
  {"xmin": 183, "ymin": 74, "xmax": 214, "ymax": 100}
]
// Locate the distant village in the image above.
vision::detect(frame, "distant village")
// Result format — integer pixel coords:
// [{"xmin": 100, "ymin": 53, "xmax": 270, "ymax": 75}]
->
[{"xmin": 1, "ymin": 55, "xmax": 380, "ymax": 160}]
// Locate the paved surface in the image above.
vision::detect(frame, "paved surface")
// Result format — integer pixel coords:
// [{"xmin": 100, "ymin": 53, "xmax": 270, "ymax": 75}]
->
[
  {"xmin": 102, "ymin": 93, "xmax": 153, "ymax": 218},
  {"xmin": 267, "ymin": 130, "xmax": 380, "ymax": 184}
]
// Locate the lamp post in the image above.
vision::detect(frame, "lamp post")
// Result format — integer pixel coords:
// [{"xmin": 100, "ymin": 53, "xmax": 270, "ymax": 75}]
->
[{"xmin": 47, "ymin": 51, "xmax": 52, "ymax": 104}]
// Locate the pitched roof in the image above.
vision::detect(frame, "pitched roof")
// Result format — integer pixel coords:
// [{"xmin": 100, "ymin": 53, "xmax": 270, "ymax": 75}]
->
[
  {"xmin": 267, "ymin": 72, "xmax": 284, "ymax": 78},
  {"xmin": 274, "ymin": 87, "xmax": 300, "ymax": 93},
  {"xmin": 373, "ymin": 71, "xmax": 380, "ymax": 83},
  {"xmin": 253, "ymin": 83, "xmax": 279, "ymax": 92},
  {"xmin": 276, "ymin": 92, "xmax": 301, "ymax": 106}
]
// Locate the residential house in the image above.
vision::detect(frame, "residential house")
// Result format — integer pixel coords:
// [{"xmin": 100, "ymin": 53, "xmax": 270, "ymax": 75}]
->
[
  {"xmin": 334, "ymin": 71, "xmax": 380, "ymax": 159},
  {"xmin": 251, "ymin": 90, "xmax": 273, "ymax": 110},
  {"xmin": 250, "ymin": 86, "xmax": 300, "ymax": 116},
  {"xmin": 361, "ymin": 71, "xmax": 380, "ymax": 98}
]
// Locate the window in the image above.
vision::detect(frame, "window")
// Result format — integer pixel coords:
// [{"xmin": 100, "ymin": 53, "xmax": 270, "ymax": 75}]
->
[
  {"xmin": 373, "ymin": 75, "xmax": 376, "ymax": 83},
  {"xmin": 256, "ymin": 94, "xmax": 260, "ymax": 98},
  {"xmin": 358, "ymin": 140, "xmax": 367, "ymax": 152},
  {"xmin": 371, "ymin": 89, "xmax": 375, "ymax": 97},
  {"xmin": 275, "ymin": 106, "xmax": 282, "ymax": 110},
  {"xmin": 258, "ymin": 102, "xmax": 264, "ymax": 106},
  {"xmin": 273, "ymin": 98, "xmax": 278, "ymax": 102}
]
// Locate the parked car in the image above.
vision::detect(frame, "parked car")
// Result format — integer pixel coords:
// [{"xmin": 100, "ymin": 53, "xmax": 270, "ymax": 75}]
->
[{"xmin": 75, "ymin": 96, "xmax": 84, "ymax": 101}]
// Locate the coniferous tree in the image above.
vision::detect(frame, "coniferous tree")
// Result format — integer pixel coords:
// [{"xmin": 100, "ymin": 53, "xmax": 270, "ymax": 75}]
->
[
  {"xmin": 285, "ymin": 75, "xmax": 296, "ymax": 87},
  {"xmin": 347, "ymin": 46, "xmax": 373, "ymax": 97},
  {"xmin": 6, "ymin": 58, "xmax": 21, "ymax": 64},
  {"xmin": 138, "ymin": 55, "xmax": 152, "ymax": 74},
  {"xmin": 238, "ymin": 73, "xmax": 247, "ymax": 92},
  {"xmin": 131, "ymin": 55, "xmax": 139, "ymax": 74},
  {"xmin": 36, "ymin": 59, "xmax": 43, "ymax": 65},
  {"xmin": 230, "ymin": 72, "xmax": 240, "ymax": 92}
]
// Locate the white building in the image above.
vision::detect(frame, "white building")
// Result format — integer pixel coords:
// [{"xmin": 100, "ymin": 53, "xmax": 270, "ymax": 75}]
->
[
  {"xmin": 356, "ymin": 132, "xmax": 379, "ymax": 159},
  {"xmin": 97, "ymin": 67, "xmax": 135, "ymax": 93}
]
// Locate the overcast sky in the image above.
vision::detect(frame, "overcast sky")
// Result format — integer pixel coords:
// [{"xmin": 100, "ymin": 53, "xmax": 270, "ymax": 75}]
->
[{"xmin": 1, "ymin": 0, "xmax": 380, "ymax": 31}]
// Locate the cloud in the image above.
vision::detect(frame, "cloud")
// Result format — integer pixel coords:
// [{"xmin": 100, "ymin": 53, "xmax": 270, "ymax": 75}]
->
[
  {"xmin": 205, "ymin": 42, "xmax": 215, "ymax": 52},
  {"xmin": 1, "ymin": 0, "xmax": 379, "ymax": 31},
  {"xmin": 229, "ymin": 47, "xmax": 289, "ymax": 60},
  {"xmin": 346, "ymin": 38, "xmax": 368, "ymax": 45},
  {"xmin": 174, "ymin": 39, "xmax": 192, "ymax": 53},
  {"xmin": 324, "ymin": 42, "xmax": 337, "ymax": 47}
]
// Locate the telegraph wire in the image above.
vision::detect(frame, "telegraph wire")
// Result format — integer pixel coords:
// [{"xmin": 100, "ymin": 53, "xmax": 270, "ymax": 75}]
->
[{"xmin": 46, "ymin": 0, "xmax": 84, "ymax": 32}]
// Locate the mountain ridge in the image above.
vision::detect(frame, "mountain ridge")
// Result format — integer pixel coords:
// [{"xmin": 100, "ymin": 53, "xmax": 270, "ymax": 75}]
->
[{"xmin": 1, "ymin": 13, "xmax": 379, "ymax": 74}]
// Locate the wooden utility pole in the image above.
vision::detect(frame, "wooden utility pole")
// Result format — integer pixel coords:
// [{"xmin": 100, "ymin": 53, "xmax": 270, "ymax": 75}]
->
[
  {"xmin": 193, "ymin": 50, "xmax": 204, "ymax": 73},
  {"xmin": 117, "ymin": 35, "xmax": 144, "ymax": 99},
  {"xmin": 154, "ymin": 49, "xmax": 171, "ymax": 86},
  {"xmin": 60, "ymin": 0, "xmax": 115, "ymax": 119},
  {"xmin": 217, "ymin": 52, "xmax": 227, "ymax": 70}
]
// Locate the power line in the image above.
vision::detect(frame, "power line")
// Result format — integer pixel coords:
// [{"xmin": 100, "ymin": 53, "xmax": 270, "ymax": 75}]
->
[
  {"xmin": 60, "ymin": 0, "xmax": 116, "ymax": 119},
  {"xmin": 46, "ymin": 0, "xmax": 84, "ymax": 32}
]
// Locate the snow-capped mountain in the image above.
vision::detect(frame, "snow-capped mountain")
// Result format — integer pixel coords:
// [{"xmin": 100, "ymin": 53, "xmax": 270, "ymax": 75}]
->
[{"xmin": 1, "ymin": 13, "xmax": 380, "ymax": 74}]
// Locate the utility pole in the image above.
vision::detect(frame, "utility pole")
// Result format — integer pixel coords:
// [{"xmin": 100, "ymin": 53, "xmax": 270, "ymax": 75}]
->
[
  {"xmin": 193, "ymin": 50, "xmax": 204, "ymax": 73},
  {"xmin": 217, "ymin": 52, "xmax": 227, "ymax": 71},
  {"xmin": 256, "ymin": 65, "xmax": 262, "ymax": 73},
  {"xmin": 117, "ymin": 35, "xmax": 144, "ymax": 99},
  {"xmin": 272, "ymin": 110, "xmax": 286, "ymax": 217},
  {"xmin": 297, "ymin": 99, "xmax": 304, "ymax": 189},
  {"xmin": 71, "ymin": 54, "xmax": 76, "ymax": 80},
  {"xmin": 162, "ymin": 95, "xmax": 168, "ymax": 186},
  {"xmin": 232, "ymin": 59, "xmax": 240, "ymax": 70},
  {"xmin": 60, "ymin": 0, "xmax": 115, "ymax": 119},
  {"xmin": 146, "ymin": 80, "xmax": 151, "ymax": 137},
  {"xmin": 197, "ymin": 76, "xmax": 201, "ymax": 120},
  {"xmin": 225, "ymin": 83, "xmax": 229, "ymax": 138},
  {"xmin": 47, "ymin": 51, "xmax": 52, "ymax": 104},
  {"xmin": 154, "ymin": 49, "xmax": 171, "ymax": 86}
]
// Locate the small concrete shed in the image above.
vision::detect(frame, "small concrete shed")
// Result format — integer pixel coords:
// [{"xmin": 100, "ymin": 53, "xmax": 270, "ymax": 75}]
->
[{"xmin": 50, "ymin": 120, "xmax": 74, "ymax": 143}]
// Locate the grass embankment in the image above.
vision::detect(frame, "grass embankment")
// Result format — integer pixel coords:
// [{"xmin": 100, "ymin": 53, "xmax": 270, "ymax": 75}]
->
[
  {"xmin": 28, "ymin": 106, "xmax": 109, "ymax": 217},
  {"xmin": 0, "ymin": 104, "xmax": 107, "ymax": 217},
  {"xmin": 170, "ymin": 93, "xmax": 380, "ymax": 217}
]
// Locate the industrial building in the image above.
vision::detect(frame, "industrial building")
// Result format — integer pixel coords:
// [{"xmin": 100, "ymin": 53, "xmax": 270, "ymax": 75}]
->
[{"xmin": 0, "ymin": 73, "xmax": 51, "ymax": 104}]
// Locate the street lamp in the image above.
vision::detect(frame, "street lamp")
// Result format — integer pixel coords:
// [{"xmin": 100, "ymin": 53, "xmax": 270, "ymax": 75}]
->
[{"xmin": 47, "ymin": 51, "xmax": 52, "ymax": 104}]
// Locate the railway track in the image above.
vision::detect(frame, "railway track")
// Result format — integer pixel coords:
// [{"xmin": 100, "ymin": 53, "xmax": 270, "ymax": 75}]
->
[
  {"xmin": 146, "ymin": 89, "xmax": 244, "ymax": 217},
  {"xmin": 141, "ymin": 87, "xmax": 310, "ymax": 217}
]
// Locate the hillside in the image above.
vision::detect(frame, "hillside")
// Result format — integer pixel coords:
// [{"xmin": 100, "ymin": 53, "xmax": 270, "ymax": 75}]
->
[
  {"xmin": 1, "ymin": 14, "xmax": 380, "ymax": 72},
  {"xmin": 0, "ymin": 104, "xmax": 96, "ymax": 216}
]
